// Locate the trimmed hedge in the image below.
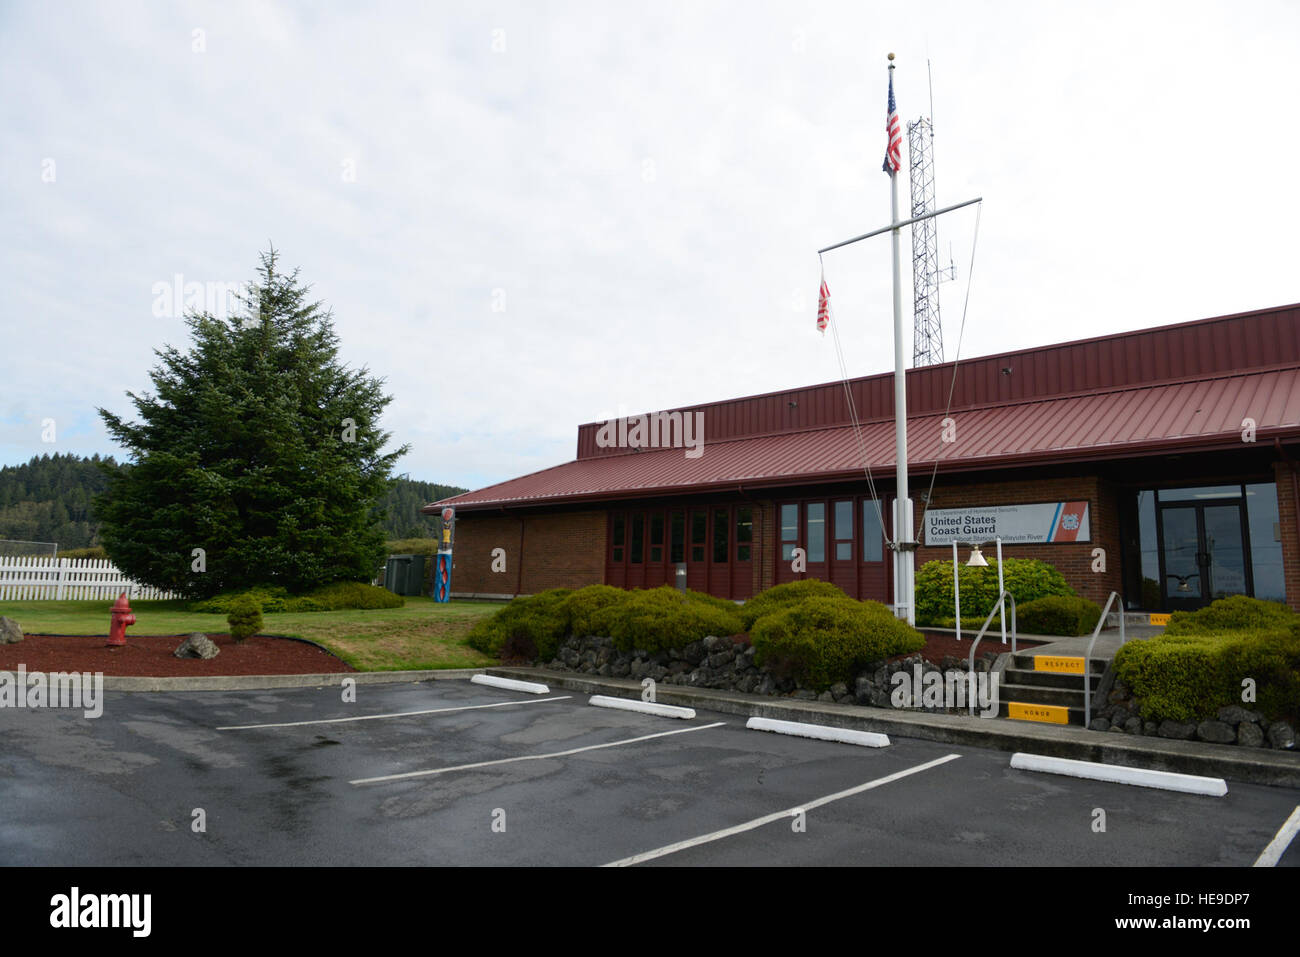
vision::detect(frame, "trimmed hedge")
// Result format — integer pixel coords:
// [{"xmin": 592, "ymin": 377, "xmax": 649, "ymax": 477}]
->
[
  {"xmin": 1163, "ymin": 595, "xmax": 1296, "ymax": 636},
  {"xmin": 465, "ymin": 588, "xmax": 572, "ymax": 660},
  {"xmin": 565, "ymin": 584, "xmax": 629, "ymax": 639},
  {"xmin": 596, "ymin": 587, "xmax": 743, "ymax": 655},
  {"xmin": 740, "ymin": 579, "xmax": 848, "ymax": 631},
  {"xmin": 1114, "ymin": 624, "xmax": 1300, "ymax": 724},
  {"xmin": 1016, "ymin": 595, "xmax": 1103, "ymax": 636},
  {"xmin": 189, "ymin": 582, "xmax": 404, "ymax": 614},
  {"xmin": 915, "ymin": 557, "xmax": 1074, "ymax": 626},
  {"xmin": 751, "ymin": 596, "xmax": 924, "ymax": 692},
  {"xmin": 226, "ymin": 596, "xmax": 263, "ymax": 642}
]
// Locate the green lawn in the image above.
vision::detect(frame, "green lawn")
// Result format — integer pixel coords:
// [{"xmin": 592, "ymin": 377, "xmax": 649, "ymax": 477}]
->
[{"xmin": 0, "ymin": 597, "xmax": 505, "ymax": 671}]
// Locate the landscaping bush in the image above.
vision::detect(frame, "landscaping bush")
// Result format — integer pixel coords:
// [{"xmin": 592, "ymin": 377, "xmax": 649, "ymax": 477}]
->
[
  {"xmin": 465, "ymin": 589, "xmax": 573, "ymax": 660},
  {"xmin": 1163, "ymin": 595, "xmax": 1297, "ymax": 636},
  {"xmin": 58, "ymin": 546, "xmax": 108, "ymax": 560},
  {"xmin": 601, "ymin": 586, "xmax": 744, "ymax": 655},
  {"xmin": 385, "ymin": 538, "xmax": 441, "ymax": 557},
  {"xmin": 189, "ymin": 582, "xmax": 403, "ymax": 614},
  {"xmin": 565, "ymin": 584, "xmax": 631, "ymax": 638},
  {"xmin": 750, "ymin": 596, "xmax": 924, "ymax": 691},
  {"xmin": 227, "ymin": 596, "xmax": 263, "ymax": 643},
  {"xmin": 914, "ymin": 557, "xmax": 1074, "ymax": 626},
  {"xmin": 1016, "ymin": 595, "xmax": 1103, "ymax": 636},
  {"xmin": 740, "ymin": 579, "xmax": 848, "ymax": 631},
  {"xmin": 1114, "ymin": 623, "xmax": 1300, "ymax": 724}
]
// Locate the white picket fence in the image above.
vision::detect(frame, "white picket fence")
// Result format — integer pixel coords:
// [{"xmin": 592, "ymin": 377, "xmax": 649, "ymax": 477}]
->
[{"xmin": 0, "ymin": 557, "xmax": 178, "ymax": 601}]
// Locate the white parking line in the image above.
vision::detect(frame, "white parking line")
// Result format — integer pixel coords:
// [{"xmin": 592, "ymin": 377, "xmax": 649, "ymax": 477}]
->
[
  {"xmin": 349, "ymin": 721, "xmax": 728, "ymax": 785},
  {"xmin": 216, "ymin": 695, "xmax": 573, "ymax": 730},
  {"xmin": 601, "ymin": 753, "xmax": 962, "ymax": 867},
  {"xmin": 1253, "ymin": 805, "xmax": 1300, "ymax": 867}
]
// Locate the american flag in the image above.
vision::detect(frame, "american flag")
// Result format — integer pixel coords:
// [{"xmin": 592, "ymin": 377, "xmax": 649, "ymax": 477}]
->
[
  {"xmin": 882, "ymin": 73, "xmax": 902, "ymax": 174},
  {"xmin": 816, "ymin": 270, "xmax": 830, "ymax": 334}
]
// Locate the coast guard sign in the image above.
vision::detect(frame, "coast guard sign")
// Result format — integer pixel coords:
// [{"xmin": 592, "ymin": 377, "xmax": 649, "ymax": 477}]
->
[{"xmin": 924, "ymin": 501, "xmax": 1090, "ymax": 546}]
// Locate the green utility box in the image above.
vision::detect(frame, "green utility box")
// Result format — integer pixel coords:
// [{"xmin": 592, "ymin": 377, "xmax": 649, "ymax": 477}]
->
[{"xmin": 384, "ymin": 554, "xmax": 426, "ymax": 596}]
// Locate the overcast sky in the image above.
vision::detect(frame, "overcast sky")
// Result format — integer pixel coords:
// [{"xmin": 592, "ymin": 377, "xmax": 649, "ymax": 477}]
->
[{"xmin": 4, "ymin": 0, "xmax": 1298, "ymax": 494}]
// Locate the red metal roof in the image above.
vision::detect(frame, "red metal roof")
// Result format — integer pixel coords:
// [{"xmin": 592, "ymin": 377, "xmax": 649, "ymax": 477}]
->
[{"xmin": 428, "ymin": 365, "xmax": 1300, "ymax": 512}]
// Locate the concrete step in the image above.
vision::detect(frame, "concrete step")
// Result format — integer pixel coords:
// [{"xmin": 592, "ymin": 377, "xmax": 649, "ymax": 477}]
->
[
  {"xmin": 996, "ymin": 682, "xmax": 1088, "ymax": 709},
  {"xmin": 1009, "ymin": 652, "xmax": 1107, "ymax": 674},
  {"xmin": 1002, "ymin": 667, "xmax": 1102, "ymax": 691},
  {"xmin": 998, "ymin": 700, "xmax": 1086, "ymax": 727}
]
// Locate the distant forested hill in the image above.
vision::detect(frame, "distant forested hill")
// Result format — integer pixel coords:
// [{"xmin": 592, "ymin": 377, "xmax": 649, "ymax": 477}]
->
[
  {"xmin": 0, "ymin": 453, "xmax": 123, "ymax": 549},
  {"xmin": 0, "ymin": 453, "xmax": 467, "ymax": 549},
  {"xmin": 377, "ymin": 479, "xmax": 469, "ymax": 538}
]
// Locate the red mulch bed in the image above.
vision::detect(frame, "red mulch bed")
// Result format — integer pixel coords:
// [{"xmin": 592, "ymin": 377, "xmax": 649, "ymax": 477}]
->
[
  {"xmin": 0, "ymin": 634, "xmax": 354, "ymax": 677},
  {"xmin": 892, "ymin": 629, "xmax": 1046, "ymax": 666}
]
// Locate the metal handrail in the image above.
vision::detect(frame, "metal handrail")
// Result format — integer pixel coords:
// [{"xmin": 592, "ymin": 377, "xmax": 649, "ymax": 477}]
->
[
  {"xmin": 1084, "ymin": 591, "xmax": 1126, "ymax": 729},
  {"xmin": 967, "ymin": 589, "xmax": 1016, "ymax": 716}
]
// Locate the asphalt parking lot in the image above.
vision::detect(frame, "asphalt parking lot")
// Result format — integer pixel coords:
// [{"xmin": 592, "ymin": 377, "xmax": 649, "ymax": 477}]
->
[{"xmin": 0, "ymin": 678, "xmax": 1296, "ymax": 867}]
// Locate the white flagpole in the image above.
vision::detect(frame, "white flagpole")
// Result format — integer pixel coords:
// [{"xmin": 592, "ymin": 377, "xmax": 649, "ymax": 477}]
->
[{"xmin": 888, "ymin": 53, "xmax": 915, "ymax": 626}]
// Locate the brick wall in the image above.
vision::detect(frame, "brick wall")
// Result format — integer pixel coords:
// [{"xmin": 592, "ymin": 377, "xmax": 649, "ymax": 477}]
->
[
  {"xmin": 1273, "ymin": 462, "xmax": 1300, "ymax": 611},
  {"xmin": 447, "ymin": 511, "xmax": 606, "ymax": 596},
  {"xmin": 911, "ymin": 474, "xmax": 1122, "ymax": 605}
]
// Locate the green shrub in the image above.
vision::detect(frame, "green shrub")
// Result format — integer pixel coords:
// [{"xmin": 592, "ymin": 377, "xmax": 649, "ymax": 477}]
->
[
  {"xmin": 602, "ymin": 586, "xmax": 743, "ymax": 655},
  {"xmin": 385, "ymin": 538, "xmax": 441, "ymax": 557},
  {"xmin": 227, "ymin": 596, "xmax": 263, "ymax": 642},
  {"xmin": 1114, "ymin": 624, "xmax": 1300, "ymax": 724},
  {"xmin": 465, "ymin": 589, "xmax": 573, "ymax": 660},
  {"xmin": 931, "ymin": 616, "xmax": 1001, "ymax": 632},
  {"xmin": 1016, "ymin": 595, "xmax": 1103, "ymax": 636},
  {"xmin": 300, "ymin": 581, "xmax": 405, "ymax": 611},
  {"xmin": 58, "ymin": 546, "xmax": 108, "ymax": 560},
  {"xmin": 740, "ymin": 579, "xmax": 848, "ymax": 631},
  {"xmin": 751, "ymin": 596, "xmax": 924, "ymax": 691},
  {"xmin": 565, "ymin": 584, "xmax": 630, "ymax": 638},
  {"xmin": 914, "ymin": 557, "xmax": 1074, "ymax": 626},
  {"xmin": 189, "ymin": 582, "xmax": 404, "ymax": 614},
  {"xmin": 1163, "ymin": 595, "xmax": 1296, "ymax": 636}
]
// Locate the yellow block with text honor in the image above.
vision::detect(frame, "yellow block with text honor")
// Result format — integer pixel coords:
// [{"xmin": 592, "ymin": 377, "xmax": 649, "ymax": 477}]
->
[
  {"xmin": 1149, "ymin": 613, "xmax": 1171, "ymax": 626},
  {"xmin": 1033, "ymin": 655, "xmax": 1085, "ymax": 674},
  {"xmin": 1008, "ymin": 702, "xmax": 1070, "ymax": 724}
]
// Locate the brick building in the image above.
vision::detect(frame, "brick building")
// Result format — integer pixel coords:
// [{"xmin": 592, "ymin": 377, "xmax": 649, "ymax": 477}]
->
[{"xmin": 424, "ymin": 303, "xmax": 1300, "ymax": 614}]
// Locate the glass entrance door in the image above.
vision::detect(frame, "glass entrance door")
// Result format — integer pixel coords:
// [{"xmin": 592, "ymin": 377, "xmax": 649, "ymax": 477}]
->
[{"xmin": 1158, "ymin": 502, "xmax": 1250, "ymax": 610}]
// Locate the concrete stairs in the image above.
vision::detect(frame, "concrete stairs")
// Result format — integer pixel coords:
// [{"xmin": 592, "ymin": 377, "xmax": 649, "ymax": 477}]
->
[{"xmin": 996, "ymin": 651, "xmax": 1106, "ymax": 727}]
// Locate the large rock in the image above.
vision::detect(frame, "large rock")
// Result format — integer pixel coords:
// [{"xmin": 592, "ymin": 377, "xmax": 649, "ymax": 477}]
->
[
  {"xmin": 1195, "ymin": 720, "xmax": 1236, "ymax": 744},
  {"xmin": 1158, "ymin": 720, "xmax": 1197, "ymax": 740},
  {"xmin": 1237, "ymin": 721, "xmax": 1265, "ymax": 748},
  {"xmin": 174, "ymin": 632, "xmax": 219, "ymax": 660},
  {"xmin": 0, "ymin": 616, "xmax": 23, "ymax": 644},
  {"xmin": 1217, "ymin": 705, "xmax": 1262, "ymax": 725},
  {"xmin": 1266, "ymin": 721, "xmax": 1296, "ymax": 750}
]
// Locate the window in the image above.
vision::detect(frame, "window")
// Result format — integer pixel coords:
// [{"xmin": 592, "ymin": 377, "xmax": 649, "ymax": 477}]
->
[
  {"xmin": 670, "ymin": 510, "xmax": 684, "ymax": 564},
  {"xmin": 736, "ymin": 507, "xmax": 752, "ymax": 561},
  {"xmin": 649, "ymin": 512, "xmax": 664, "ymax": 562},
  {"xmin": 834, "ymin": 499, "xmax": 853, "ymax": 561},
  {"xmin": 612, "ymin": 514, "xmax": 625, "ymax": 563},
  {"xmin": 781, "ymin": 504, "xmax": 799, "ymax": 561},
  {"xmin": 691, "ymin": 511, "xmax": 707, "ymax": 562},
  {"xmin": 862, "ymin": 499, "xmax": 883, "ymax": 562},
  {"xmin": 713, "ymin": 508, "xmax": 729, "ymax": 562},
  {"xmin": 806, "ymin": 502, "xmax": 825, "ymax": 563},
  {"xmin": 629, "ymin": 511, "xmax": 643, "ymax": 564}
]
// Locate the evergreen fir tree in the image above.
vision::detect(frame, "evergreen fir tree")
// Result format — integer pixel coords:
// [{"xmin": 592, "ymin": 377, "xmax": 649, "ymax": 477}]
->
[{"xmin": 95, "ymin": 248, "xmax": 408, "ymax": 597}]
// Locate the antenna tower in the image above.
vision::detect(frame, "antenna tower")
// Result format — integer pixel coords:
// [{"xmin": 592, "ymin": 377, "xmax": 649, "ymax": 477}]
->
[{"xmin": 908, "ymin": 115, "xmax": 953, "ymax": 366}]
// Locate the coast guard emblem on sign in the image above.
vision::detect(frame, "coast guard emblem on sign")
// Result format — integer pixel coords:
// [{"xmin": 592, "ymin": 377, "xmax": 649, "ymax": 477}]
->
[{"xmin": 1061, "ymin": 512, "xmax": 1080, "ymax": 531}]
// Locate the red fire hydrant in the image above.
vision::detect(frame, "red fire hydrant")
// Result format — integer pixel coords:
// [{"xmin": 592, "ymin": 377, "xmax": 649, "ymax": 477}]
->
[{"xmin": 107, "ymin": 592, "xmax": 135, "ymax": 648}]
